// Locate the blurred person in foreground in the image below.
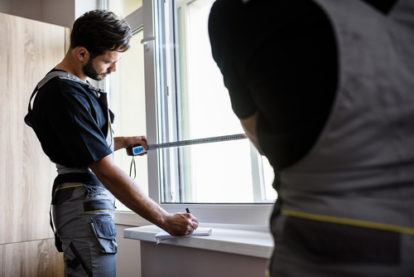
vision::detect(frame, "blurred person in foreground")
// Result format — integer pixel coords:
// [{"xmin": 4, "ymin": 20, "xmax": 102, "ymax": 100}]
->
[{"xmin": 209, "ymin": 0, "xmax": 414, "ymax": 276}]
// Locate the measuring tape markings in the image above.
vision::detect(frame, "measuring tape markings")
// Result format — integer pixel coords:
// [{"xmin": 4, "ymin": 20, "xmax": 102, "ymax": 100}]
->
[
  {"xmin": 127, "ymin": 133, "xmax": 247, "ymax": 178},
  {"xmin": 128, "ymin": 133, "xmax": 247, "ymax": 155}
]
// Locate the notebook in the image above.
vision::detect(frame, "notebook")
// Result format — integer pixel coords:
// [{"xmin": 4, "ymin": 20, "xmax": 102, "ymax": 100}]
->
[{"xmin": 155, "ymin": 227, "xmax": 213, "ymax": 244}]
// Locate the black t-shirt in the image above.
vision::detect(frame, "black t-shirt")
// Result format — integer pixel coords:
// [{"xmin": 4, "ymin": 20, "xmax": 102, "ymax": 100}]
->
[
  {"xmin": 208, "ymin": 0, "xmax": 398, "ymax": 170},
  {"xmin": 25, "ymin": 70, "xmax": 113, "ymax": 168},
  {"xmin": 209, "ymin": 0, "xmax": 337, "ymax": 170}
]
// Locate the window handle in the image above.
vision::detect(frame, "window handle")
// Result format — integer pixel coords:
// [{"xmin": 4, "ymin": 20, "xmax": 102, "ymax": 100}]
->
[{"xmin": 141, "ymin": 36, "xmax": 156, "ymax": 45}]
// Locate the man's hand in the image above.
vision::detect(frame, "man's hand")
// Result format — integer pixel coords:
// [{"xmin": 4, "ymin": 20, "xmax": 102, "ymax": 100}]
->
[
  {"xmin": 90, "ymin": 155, "xmax": 199, "ymax": 237},
  {"xmin": 161, "ymin": 212, "xmax": 199, "ymax": 236},
  {"xmin": 114, "ymin": 136, "xmax": 148, "ymax": 153},
  {"xmin": 240, "ymin": 112, "xmax": 263, "ymax": 154}
]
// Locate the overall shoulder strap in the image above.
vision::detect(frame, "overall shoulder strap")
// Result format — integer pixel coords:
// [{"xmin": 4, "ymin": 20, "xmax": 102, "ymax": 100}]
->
[{"xmin": 27, "ymin": 71, "xmax": 92, "ymax": 113}]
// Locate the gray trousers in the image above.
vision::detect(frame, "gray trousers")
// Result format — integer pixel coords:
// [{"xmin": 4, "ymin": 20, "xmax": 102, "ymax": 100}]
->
[
  {"xmin": 269, "ymin": 206, "xmax": 414, "ymax": 277},
  {"xmin": 52, "ymin": 182, "xmax": 117, "ymax": 277}
]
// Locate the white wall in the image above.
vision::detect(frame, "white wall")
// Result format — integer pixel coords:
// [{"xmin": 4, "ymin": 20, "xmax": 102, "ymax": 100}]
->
[
  {"xmin": 0, "ymin": 0, "xmax": 11, "ymax": 13},
  {"xmin": 42, "ymin": 0, "xmax": 75, "ymax": 27},
  {"xmin": 0, "ymin": 0, "xmax": 75, "ymax": 27},
  {"xmin": 5, "ymin": 0, "xmax": 43, "ymax": 23},
  {"xmin": 75, "ymin": 0, "xmax": 98, "ymax": 19},
  {"xmin": 0, "ymin": 0, "xmax": 102, "ymax": 27},
  {"xmin": 116, "ymin": 225, "xmax": 142, "ymax": 277}
]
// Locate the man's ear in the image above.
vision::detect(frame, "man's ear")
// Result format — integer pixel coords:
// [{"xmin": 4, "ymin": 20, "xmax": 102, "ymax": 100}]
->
[{"xmin": 73, "ymin": 47, "xmax": 90, "ymax": 64}]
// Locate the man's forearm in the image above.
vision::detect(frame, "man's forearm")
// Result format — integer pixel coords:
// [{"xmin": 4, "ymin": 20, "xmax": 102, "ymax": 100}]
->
[
  {"xmin": 90, "ymin": 155, "xmax": 168, "ymax": 228},
  {"xmin": 240, "ymin": 112, "xmax": 263, "ymax": 154},
  {"xmin": 114, "ymin": 136, "xmax": 126, "ymax": 151}
]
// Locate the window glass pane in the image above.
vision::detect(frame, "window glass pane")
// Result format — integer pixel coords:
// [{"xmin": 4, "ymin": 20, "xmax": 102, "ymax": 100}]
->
[
  {"xmin": 110, "ymin": 32, "xmax": 148, "ymax": 210},
  {"xmin": 179, "ymin": 141, "xmax": 257, "ymax": 203},
  {"xmin": 177, "ymin": 1, "xmax": 242, "ymax": 139},
  {"xmin": 108, "ymin": 0, "xmax": 142, "ymax": 18},
  {"xmin": 161, "ymin": 0, "xmax": 276, "ymax": 203}
]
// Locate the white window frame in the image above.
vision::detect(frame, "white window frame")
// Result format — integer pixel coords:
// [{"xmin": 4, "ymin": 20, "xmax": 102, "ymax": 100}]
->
[{"xmin": 114, "ymin": 0, "xmax": 274, "ymax": 226}]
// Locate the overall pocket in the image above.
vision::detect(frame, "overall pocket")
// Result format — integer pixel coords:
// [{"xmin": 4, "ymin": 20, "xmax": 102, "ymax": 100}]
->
[{"xmin": 90, "ymin": 215, "xmax": 118, "ymax": 254}]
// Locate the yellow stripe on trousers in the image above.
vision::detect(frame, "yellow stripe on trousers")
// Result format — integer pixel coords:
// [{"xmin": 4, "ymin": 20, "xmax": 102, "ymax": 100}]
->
[{"xmin": 282, "ymin": 209, "xmax": 414, "ymax": 236}]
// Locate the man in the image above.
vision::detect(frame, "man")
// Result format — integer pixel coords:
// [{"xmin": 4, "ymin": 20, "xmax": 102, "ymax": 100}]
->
[
  {"xmin": 24, "ymin": 10, "xmax": 198, "ymax": 276},
  {"xmin": 209, "ymin": 0, "xmax": 414, "ymax": 276}
]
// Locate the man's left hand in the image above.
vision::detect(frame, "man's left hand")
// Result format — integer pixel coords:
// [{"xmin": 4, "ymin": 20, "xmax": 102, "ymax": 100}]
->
[{"xmin": 114, "ymin": 136, "xmax": 148, "ymax": 153}]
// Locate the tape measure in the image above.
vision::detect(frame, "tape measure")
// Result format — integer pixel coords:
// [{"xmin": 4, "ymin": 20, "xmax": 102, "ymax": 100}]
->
[{"xmin": 126, "ymin": 133, "xmax": 247, "ymax": 156}]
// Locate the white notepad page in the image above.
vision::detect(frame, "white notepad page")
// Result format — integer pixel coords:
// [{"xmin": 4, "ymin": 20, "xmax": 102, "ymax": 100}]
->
[{"xmin": 155, "ymin": 227, "xmax": 213, "ymax": 244}]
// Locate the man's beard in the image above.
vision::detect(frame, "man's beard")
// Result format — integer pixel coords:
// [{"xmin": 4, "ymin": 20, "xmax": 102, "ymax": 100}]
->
[{"xmin": 83, "ymin": 59, "xmax": 105, "ymax": 81}]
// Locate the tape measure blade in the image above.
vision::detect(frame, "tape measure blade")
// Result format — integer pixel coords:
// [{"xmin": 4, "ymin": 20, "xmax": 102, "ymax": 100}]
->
[{"xmin": 147, "ymin": 133, "xmax": 246, "ymax": 151}]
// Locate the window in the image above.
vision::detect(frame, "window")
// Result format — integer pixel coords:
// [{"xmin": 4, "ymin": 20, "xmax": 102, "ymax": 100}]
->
[
  {"xmin": 107, "ymin": 0, "xmax": 142, "ymax": 18},
  {"xmin": 110, "ymin": 0, "xmax": 276, "ymax": 225},
  {"xmin": 157, "ymin": 0, "xmax": 276, "ymax": 204}
]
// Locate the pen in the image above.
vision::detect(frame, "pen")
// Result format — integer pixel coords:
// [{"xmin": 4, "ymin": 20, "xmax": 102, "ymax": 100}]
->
[{"xmin": 186, "ymin": 208, "xmax": 190, "ymax": 213}]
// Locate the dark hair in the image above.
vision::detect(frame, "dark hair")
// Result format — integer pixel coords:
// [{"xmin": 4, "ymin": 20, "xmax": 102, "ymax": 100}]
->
[{"xmin": 70, "ymin": 10, "xmax": 132, "ymax": 57}]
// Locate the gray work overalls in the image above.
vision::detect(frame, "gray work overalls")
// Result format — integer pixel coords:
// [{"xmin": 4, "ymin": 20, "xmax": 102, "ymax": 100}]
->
[
  {"xmin": 34, "ymin": 71, "xmax": 117, "ymax": 277},
  {"xmin": 269, "ymin": 0, "xmax": 414, "ymax": 276}
]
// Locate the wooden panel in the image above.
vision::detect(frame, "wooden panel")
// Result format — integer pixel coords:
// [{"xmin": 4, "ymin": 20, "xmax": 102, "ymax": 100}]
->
[
  {"xmin": 0, "ymin": 239, "xmax": 64, "ymax": 277},
  {"xmin": 0, "ymin": 12, "xmax": 66, "ymax": 243}
]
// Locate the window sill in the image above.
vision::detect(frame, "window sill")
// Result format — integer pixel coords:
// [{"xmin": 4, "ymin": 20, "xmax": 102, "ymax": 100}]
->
[{"xmin": 123, "ymin": 223, "xmax": 273, "ymax": 259}]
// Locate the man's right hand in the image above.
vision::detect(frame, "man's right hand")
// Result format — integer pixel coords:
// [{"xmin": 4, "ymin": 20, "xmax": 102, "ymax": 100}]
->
[
  {"xmin": 90, "ymin": 155, "xmax": 199, "ymax": 238},
  {"xmin": 161, "ymin": 212, "xmax": 199, "ymax": 236}
]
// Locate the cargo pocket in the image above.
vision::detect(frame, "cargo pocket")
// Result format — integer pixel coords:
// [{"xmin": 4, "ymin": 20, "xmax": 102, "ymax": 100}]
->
[{"xmin": 90, "ymin": 215, "xmax": 118, "ymax": 254}]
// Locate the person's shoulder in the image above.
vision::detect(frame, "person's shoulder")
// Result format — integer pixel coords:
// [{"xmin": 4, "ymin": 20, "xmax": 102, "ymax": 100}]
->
[
  {"xmin": 43, "ymin": 76, "xmax": 87, "ymax": 93},
  {"xmin": 210, "ymin": 0, "xmax": 322, "ymax": 20},
  {"xmin": 39, "ymin": 76, "xmax": 90, "ymax": 99},
  {"xmin": 211, "ymin": 0, "xmax": 237, "ymax": 9},
  {"xmin": 210, "ymin": 0, "xmax": 241, "ymax": 22},
  {"xmin": 35, "ymin": 76, "xmax": 92, "ymax": 109}
]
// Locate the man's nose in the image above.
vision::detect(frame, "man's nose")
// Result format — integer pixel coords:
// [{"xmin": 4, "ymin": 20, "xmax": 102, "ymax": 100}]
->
[{"xmin": 109, "ymin": 63, "xmax": 117, "ymax": 73}]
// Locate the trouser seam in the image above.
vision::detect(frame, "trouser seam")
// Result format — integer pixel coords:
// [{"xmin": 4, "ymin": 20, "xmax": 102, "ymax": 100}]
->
[{"xmin": 69, "ymin": 242, "xmax": 93, "ymax": 277}]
